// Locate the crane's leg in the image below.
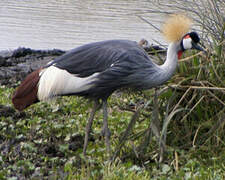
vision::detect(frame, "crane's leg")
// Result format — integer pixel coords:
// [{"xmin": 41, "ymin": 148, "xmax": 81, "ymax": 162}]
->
[
  {"xmin": 102, "ymin": 99, "xmax": 111, "ymax": 154},
  {"xmin": 83, "ymin": 100, "xmax": 101, "ymax": 156}
]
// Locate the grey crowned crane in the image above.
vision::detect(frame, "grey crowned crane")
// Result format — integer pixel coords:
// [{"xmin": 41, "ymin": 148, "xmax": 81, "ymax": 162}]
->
[{"xmin": 12, "ymin": 14, "xmax": 203, "ymax": 155}]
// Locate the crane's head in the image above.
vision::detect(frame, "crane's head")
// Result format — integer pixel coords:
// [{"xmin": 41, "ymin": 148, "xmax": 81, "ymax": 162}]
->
[
  {"xmin": 178, "ymin": 31, "xmax": 203, "ymax": 58},
  {"xmin": 162, "ymin": 14, "xmax": 204, "ymax": 59}
]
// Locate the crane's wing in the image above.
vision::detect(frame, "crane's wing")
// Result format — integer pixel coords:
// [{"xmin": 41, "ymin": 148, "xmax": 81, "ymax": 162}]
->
[
  {"xmin": 46, "ymin": 40, "xmax": 149, "ymax": 78},
  {"xmin": 76, "ymin": 49, "xmax": 158, "ymax": 99},
  {"xmin": 91, "ymin": 49, "xmax": 158, "ymax": 92}
]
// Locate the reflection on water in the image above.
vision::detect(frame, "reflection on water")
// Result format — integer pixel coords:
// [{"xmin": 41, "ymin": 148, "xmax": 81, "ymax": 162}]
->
[{"xmin": 0, "ymin": 0, "xmax": 164, "ymax": 51}]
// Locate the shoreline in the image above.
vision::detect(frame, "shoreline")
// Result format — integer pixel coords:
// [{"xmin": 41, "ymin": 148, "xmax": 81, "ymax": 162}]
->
[{"xmin": 0, "ymin": 47, "xmax": 66, "ymax": 86}]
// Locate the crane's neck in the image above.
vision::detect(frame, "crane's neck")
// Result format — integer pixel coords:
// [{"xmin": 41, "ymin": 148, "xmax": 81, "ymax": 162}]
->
[{"xmin": 157, "ymin": 42, "xmax": 180, "ymax": 84}]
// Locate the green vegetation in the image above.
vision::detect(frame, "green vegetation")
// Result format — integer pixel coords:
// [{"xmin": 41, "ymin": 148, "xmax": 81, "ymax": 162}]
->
[
  {"xmin": 0, "ymin": 0, "xmax": 224, "ymax": 179},
  {"xmin": 0, "ymin": 81, "xmax": 225, "ymax": 180},
  {"xmin": 0, "ymin": 41, "xmax": 224, "ymax": 179}
]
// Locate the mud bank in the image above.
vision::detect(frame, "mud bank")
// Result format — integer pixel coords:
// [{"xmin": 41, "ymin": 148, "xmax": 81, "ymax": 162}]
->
[{"xmin": 0, "ymin": 48, "xmax": 65, "ymax": 87}]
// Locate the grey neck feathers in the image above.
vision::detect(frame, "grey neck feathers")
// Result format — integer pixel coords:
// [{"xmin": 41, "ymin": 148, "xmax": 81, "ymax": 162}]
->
[{"xmin": 156, "ymin": 42, "xmax": 179, "ymax": 85}]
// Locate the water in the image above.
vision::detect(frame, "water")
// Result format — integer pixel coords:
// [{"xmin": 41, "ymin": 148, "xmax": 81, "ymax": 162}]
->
[{"xmin": 0, "ymin": 0, "xmax": 164, "ymax": 51}]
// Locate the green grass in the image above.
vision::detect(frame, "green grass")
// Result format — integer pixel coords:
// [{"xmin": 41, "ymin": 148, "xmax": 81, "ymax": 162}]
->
[
  {"xmin": 0, "ymin": 62, "xmax": 225, "ymax": 179},
  {"xmin": 1, "ymin": 49, "xmax": 224, "ymax": 179}
]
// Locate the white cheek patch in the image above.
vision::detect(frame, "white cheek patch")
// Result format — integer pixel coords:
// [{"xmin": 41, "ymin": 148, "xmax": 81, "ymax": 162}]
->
[{"xmin": 183, "ymin": 38, "xmax": 192, "ymax": 50}]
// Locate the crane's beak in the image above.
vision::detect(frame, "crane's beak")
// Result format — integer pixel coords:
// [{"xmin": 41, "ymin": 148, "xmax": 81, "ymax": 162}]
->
[{"xmin": 192, "ymin": 42, "xmax": 204, "ymax": 51}]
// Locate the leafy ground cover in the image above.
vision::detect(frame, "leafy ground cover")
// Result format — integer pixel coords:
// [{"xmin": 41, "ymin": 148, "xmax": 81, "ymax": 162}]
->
[{"xmin": 0, "ymin": 49, "xmax": 224, "ymax": 179}]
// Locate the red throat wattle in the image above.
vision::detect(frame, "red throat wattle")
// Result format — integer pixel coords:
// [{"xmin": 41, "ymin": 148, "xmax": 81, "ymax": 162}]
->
[{"xmin": 178, "ymin": 50, "xmax": 183, "ymax": 59}]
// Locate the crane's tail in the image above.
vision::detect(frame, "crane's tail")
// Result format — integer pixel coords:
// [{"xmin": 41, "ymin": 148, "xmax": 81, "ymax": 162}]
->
[
  {"xmin": 12, "ymin": 65, "xmax": 98, "ymax": 111},
  {"xmin": 12, "ymin": 68, "xmax": 42, "ymax": 111}
]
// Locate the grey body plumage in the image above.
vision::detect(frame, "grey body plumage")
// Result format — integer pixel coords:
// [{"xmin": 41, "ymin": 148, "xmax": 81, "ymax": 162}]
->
[{"xmin": 47, "ymin": 39, "xmax": 167, "ymax": 99}]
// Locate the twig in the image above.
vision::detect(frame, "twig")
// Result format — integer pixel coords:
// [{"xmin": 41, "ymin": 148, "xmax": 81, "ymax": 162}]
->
[
  {"xmin": 199, "ymin": 82, "xmax": 225, "ymax": 106},
  {"xmin": 210, "ymin": 58, "xmax": 224, "ymax": 85},
  {"xmin": 181, "ymin": 96, "xmax": 205, "ymax": 122},
  {"xmin": 130, "ymin": 141, "xmax": 139, "ymax": 159},
  {"xmin": 137, "ymin": 15, "xmax": 162, "ymax": 32},
  {"xmin": 170, "ymin": 85, "xmax": 225, "ymax": 93},
  {"xmin": 208, "ymin": 90, "xmax": 225, "ymax": 106},
  {"xmin": 175, "ymin": 151, "xmax": 179, "ymax": 171},
  {"xmin": 200, "ymin": 112, "xmax": 225, "ymax": 145},
  {"xmin": 179, "ymin": 51, "xmax": 206, "ymax": 62},
  {"xmin": 111, "ymin": 104, "xmax": 143, "ymax": 162},
  {"xmin": 192, "ymin": 125, "xmax": 201, "ymax": 148},
  {"xmin": 172, "ymin": 87, "xmax": 191, "ymax": 112}
]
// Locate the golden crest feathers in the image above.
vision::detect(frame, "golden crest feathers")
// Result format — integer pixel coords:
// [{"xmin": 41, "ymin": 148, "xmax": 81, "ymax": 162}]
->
[{"xmin": 162, "ymin": 14, "xmax": 192, "ymax": 42}]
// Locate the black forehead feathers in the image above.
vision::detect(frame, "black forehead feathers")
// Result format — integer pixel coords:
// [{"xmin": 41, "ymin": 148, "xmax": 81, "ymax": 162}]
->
[{"xmin": 188, "ymin": 32, "xmax": 200, "ymax": 43}]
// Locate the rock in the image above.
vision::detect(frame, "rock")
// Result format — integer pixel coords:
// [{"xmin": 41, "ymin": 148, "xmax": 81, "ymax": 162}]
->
[
  {"xmin": 12, "ymin": 47, "xmax": 33, "ymax": 58},
  {"xmin": 0, "ymin": 48, "xmax": 66, "ymax": 86}
]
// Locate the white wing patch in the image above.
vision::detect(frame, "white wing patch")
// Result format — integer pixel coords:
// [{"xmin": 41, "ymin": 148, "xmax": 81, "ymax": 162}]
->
[{"xmin": 37, "ymin": 66, "xmax": 99, "ymax": 101}]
